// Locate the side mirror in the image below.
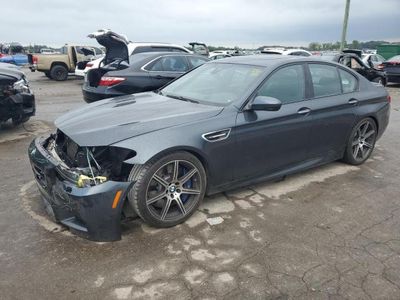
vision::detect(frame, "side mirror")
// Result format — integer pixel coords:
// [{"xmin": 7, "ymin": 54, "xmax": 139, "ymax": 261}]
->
[{"xmin": 250, "ymin": 96, "xmax": 282, "ymax": 111}]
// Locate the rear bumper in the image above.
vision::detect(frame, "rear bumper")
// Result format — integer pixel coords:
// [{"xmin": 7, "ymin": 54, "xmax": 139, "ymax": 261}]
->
[
  {"xmin": 386, "ymin": 74, "xmax": 400, "ymax": 83},
  {"xmin": 28, "ymin": 137, "xmax": 133, "ymax": 242},
  {"xmin": 82, "ymin": 85, "xmax": 122, "ymax": 103}
]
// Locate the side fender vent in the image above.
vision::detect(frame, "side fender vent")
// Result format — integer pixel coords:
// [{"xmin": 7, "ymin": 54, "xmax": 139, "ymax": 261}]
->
[{"xmin": 202, "ymin": 128, "xmax": 231, "ymax": 142}]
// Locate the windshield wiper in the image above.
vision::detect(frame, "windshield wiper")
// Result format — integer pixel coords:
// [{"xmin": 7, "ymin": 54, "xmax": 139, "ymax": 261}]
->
[{"xmin": 164, "ymin": 93, "xmax": 199, "ymax": 104}]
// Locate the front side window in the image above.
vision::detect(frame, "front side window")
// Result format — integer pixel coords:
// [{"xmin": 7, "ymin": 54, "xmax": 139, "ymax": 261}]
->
[
  {"xmin": 309, "ymin": 64, "xmax": 341, "ymax": 97},
  {"xmin": 339, "ymin": 69, "xmax": 358, "ymax": 93},
  {"xmin": 257, "ymin": 64, "xmax": 305, "ymax": 104}
]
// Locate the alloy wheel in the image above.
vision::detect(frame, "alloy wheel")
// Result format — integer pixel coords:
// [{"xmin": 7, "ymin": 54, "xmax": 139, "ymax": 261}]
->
[
  {"xmin": 351, "ymin": 119, "xmax": 376, "ymax": 161},
  {"xmin": 145, "ymin": 160, "xmax": 202, "ymax": 222}
]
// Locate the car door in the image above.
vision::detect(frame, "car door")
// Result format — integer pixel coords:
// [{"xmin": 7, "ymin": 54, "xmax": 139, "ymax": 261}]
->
[
  {"xmin": 147, "ymin": 55, "xmax": 189, "ymax": 88},
  {"xmin": 305, "ymin": 63, "xmax": 357, "ymax": 159},
  {"xmin": 234, "ymin": 63, "xmax": 314, "ymax": 180}
]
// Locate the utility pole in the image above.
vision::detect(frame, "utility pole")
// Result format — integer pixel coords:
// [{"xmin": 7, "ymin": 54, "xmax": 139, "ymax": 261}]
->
[{"xmin": 340, "ymin": 0, "xmax": 351, "ymax": 51}]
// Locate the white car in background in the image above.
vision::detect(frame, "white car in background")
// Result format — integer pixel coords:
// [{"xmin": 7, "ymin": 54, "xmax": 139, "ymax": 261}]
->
[
  {"xmin": 261, "ymin": 48, "xmax": 312, "ymax": 57},
  {"xmin": 75, "ymin": 30, "xmax": 191, "ymax": 77},
  {"xmin": 362, "ymin": 53, "xmax": 386, "ymax": 69},
  {"xmin": 209, "ymin": 53, "xmax": 232, "ymax": 60}
]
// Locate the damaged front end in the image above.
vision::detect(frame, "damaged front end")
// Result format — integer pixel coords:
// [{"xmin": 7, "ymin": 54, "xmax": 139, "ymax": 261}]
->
[
  {"xmin": 28, "ymin": 130, "xmax": 135, "ymax": 241},
  {"xmin": 0, "ymin": 75, "xmax": 35, "ymax": 125}
]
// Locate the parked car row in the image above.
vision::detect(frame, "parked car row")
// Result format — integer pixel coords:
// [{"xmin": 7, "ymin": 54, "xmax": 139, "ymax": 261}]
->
[{"xmin": 321, "ymin": 52, "xmax": 387, "ymax": 85}]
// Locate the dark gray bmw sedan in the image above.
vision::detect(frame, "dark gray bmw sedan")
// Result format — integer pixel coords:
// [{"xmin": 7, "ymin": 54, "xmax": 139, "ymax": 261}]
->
[{"xmin": 28, "ymin": 55, "xmax": 390, "ymax": 241}]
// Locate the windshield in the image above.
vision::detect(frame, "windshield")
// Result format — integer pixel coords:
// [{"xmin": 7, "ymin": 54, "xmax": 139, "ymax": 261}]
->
[{"xmin": 161, "ymin": 63, "xmax": 265, "ymax": 106}]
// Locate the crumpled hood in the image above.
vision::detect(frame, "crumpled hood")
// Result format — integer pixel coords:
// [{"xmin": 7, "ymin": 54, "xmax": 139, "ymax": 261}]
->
[{"xmin": 55, "ymin": 92, "xmax": 223, "ymax": 146}]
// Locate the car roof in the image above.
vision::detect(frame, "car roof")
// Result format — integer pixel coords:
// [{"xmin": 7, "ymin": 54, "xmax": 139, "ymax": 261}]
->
[
  {"xmin": 210, "ymin": 54, "xmax": 323, "ymax": 67},
  {"xmin": 131, "ymin": 51, "xmax": 205, "ymax": 59},
  {"xmin": 127, "ymin": 43, "xmax": 190, "ymax": 53}
]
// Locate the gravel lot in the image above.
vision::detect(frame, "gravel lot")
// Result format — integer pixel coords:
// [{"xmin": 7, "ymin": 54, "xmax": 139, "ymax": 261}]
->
[{"xmin": 1, "ymin": 69, "xmax": 400, "ymax": 300}]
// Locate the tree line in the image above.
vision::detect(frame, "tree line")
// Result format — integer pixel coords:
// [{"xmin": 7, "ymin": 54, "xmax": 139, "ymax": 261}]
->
[{"xmin": 307, "ymin": 40, "xmax": 397, "ymax": 51}]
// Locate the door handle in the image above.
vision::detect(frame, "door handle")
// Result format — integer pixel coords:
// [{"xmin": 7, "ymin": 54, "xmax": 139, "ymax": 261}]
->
[
  {"xmin": 297, "ymin": 107, "xmax": 311, "ymax": 115},
  {"xmin": 154, "ymin": 75, "xmax": 165, "ymax": 79},
  {"xmin": 348, "ymin": 98, "xmax": 358, "ymax": 105}
]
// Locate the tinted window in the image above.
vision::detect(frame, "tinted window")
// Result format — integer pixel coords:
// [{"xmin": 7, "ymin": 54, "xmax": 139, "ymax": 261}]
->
[
  {"xmin": 309, "ymin": 64, "xmax": 341, "ymax": 97},
  {"xmin": 188, "ymin": 56, "xmax": 208, "ymax": 68},
  {"xmin": 147, "ymin": 56, "xmax": 189, "ymax": 72},
  {"xmin": 257, "ymin": 64, "xmax": 305, "ymax": 104},
  {"xmin": 148, "ymin": 58, "xmax": 164, "ymax": 71},
  {"xmin": 339, "ymin": 69, "xmax": 357, "ymax": 93}
]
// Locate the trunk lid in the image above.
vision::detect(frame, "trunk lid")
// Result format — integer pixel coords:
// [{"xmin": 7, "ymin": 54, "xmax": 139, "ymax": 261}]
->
[{"xmin": 88, "ymin": 30, "xmax": 129, "ymax": 65}]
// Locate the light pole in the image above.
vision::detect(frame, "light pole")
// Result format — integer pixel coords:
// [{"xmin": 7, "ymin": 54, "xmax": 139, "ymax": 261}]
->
[{"xmin": 340, "ymin": 0, "xmax": 351, "ymax": 51}]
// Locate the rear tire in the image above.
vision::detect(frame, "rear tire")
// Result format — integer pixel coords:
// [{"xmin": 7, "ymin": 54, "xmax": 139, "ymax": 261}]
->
[
  {"xmin": 127, "ymin": 151, "xmax": 206, "ymax": 228},
  {"xmin": 50, "ymin": 65, "xmax": 68, "ymax": 81},
  {"xmin": 343, "ymin": 118, "xmax": 377, "ymax": 165},
  {"xmin": 12, "ymin": 115, "xmax": 30, "ymax": 126}
]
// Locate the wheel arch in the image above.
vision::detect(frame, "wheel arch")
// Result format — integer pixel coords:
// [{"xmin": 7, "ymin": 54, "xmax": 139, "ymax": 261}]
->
[
  {"xmin": 143, "ymin": 146, "xmax": 210, "ymax": 178},
  {"xmin": 123, "ymin": 145, "xmax": 210, "ymax": 187},
  {"xmin": 50, "ymin": 61, "xmax": 69, "ymax": 71}
]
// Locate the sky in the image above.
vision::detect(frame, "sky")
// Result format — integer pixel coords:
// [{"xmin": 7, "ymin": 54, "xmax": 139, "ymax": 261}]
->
[{"xmin": 1, "ymin": 0, "xmax": 399, "ymax": 48}]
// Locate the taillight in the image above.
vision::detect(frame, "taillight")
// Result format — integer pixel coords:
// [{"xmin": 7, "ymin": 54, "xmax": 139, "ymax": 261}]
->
[
  {"xmin": 387, "ymin": 95, "xmax": 391, "ymax": 103},
  {"xmin": 99, "ymin": 76, "xmax": 125, "ymax": 86},
  {"xmin": 86, "ymin": 63, "xmax": 93, "ymax": 68},
  {"xmin": 32, "ymin": 55, "xmax": 38, "ymax": 64}
]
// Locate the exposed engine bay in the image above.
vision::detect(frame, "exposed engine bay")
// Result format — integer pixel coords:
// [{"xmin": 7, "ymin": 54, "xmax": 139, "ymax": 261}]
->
[{"xmin": 45, "ymin": 130, "xmax": 135, "ymax": 187}]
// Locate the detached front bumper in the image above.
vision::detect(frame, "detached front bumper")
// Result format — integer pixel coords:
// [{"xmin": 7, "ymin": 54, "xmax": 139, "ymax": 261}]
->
[{"xmin": 28, "ymin": 137, "xmax": 133, "ymax": 241}]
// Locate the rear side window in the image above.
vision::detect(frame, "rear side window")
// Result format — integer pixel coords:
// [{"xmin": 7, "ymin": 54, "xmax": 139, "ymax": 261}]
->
[
  {"xmin": 257, "ymin": 64, "xmax": 305, "ymax": 104},
  {"xmin": 187, "ymin": 56, "xmax": 208, "ymax": 68},
  {"xmin": 309, "ymin": 64, "xmax": 341, "ymax": 97},
  {"xmin": 339, "ymin": 69, "xmax": 358, "ymax": 93},
  {"xmin": 146, "ymin": 56, "xmax": 189, "ymax": 72}
]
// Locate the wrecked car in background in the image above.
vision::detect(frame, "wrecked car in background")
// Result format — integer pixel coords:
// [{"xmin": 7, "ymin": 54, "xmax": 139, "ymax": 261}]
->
[
  {"xmin": 321, "ymin": 52, "xmax": 387, "ymax": 85},
  {"xmin": 83, "ymin": 52, "xmax": 208, "ymax": 102},
  {"xmin": 28, "ymin": 45, "xmax": 103, "ymax": 81},
  {"xmin": 381, "ymin": 55, "xmax": 400, "ymax": 83},
  {"xmin": 29, "ymin": 55, "xmax": 390, "ymax": 241},
  {"xmin": 0, "ymin": 65, "xmax": 35, "ymax": 125}
]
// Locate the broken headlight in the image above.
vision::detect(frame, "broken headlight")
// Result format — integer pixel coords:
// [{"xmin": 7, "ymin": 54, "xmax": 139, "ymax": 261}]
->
[{"xmin": 13, "ymin": 78, "xmax": 30, "ymax": 94}]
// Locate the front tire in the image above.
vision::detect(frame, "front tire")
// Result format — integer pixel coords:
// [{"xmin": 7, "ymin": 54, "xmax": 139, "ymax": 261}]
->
[
  {"xmin": 128, "ymin": 152, "xmax": 206, "ymax": 228},
  {"xmin": 343, "ymin": 118, "xmax": 377, "ymax": 165}
]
